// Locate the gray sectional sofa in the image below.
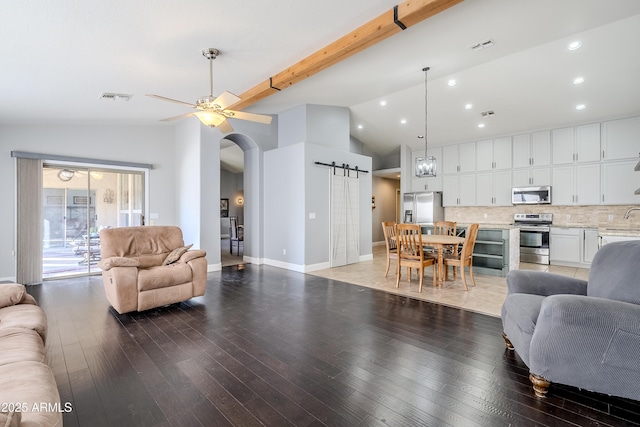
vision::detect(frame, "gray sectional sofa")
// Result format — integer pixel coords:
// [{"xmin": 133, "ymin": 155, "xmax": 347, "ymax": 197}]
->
[{"xmin": 0, "ymin": 283, "xmax": 62, "ymax": 427}]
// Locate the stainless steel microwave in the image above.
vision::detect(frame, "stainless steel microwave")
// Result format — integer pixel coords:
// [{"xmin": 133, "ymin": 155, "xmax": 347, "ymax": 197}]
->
[{"xmin": 512, "ymin": 186, "xmax": 551, "ymax": 205}]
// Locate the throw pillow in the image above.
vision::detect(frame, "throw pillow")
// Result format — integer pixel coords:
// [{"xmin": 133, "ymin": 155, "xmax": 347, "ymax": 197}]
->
[
  {"xmin": 163, "ymin": 244, "xmax": 193, "ymax": 265},
  {"xmin": 0, "ymin": 283, "xmax": 26, "ymax": 309}
]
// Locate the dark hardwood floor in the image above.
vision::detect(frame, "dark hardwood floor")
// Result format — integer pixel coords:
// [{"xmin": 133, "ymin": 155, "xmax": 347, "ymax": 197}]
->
[{"xmin": 26, "ymin": 264, "xmax": 640, "ymax": 427}]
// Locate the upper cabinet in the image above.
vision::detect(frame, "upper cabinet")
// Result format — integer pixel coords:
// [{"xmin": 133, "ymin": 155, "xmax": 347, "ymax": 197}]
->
[
  {"xmin": 602, "ymin": 116, "xmax": 640, "ymax": 160},
  {"xmin": 552, "ymin": 124, "xmax": 600, "ymax": 165},
  {"xmin": 477, "ymin": 137, "xmax": 512, "ymax": 171},
  {"xmin": 443, "ymin": 142, "xmax": 475, "ymax": 174}
]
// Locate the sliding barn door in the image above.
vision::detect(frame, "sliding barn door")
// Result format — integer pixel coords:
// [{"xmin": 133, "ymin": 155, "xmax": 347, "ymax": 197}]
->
[{"xmin": 330, "ymin": 173, "xmax": 360, "ymax": 267}]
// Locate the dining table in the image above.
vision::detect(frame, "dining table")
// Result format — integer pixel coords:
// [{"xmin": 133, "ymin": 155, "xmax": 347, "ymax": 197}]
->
[{"xmin": 420, "ymin": 234, "xmax": 465, "ymax": 287}]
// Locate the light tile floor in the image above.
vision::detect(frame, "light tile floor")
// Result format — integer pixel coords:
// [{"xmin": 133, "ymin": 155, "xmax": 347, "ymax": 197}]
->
[{"xmin": 307, "ymin": 245, "xmax": 590, "ymax": 318}]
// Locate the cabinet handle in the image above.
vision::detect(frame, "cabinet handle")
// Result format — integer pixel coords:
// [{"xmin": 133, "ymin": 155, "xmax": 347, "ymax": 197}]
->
[{"xmin": 602, "ymin": 150, "xmax": 605, "ymax": 159}]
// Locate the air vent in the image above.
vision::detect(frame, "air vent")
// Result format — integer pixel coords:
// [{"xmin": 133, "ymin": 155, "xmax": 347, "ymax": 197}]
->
[
  {"xmin": 470, "ymin": 39, "xmax": 494, "ymax": 51},
  {"xmin": 99, "ymin": 92, "xmax": 133, "ymax": 101},
  {"xmin": 480, "ymin": 110, "xmax": 495, "ymax": 118}
]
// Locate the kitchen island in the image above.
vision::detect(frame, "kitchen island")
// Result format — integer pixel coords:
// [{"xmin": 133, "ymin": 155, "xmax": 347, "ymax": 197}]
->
[{"xmin": 420, "ymin": 223, "xmax": 520, "ymax": 277}]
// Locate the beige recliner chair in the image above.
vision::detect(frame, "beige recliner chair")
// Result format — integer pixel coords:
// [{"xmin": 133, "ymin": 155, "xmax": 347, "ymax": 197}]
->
[{"xmin": 98, "ymin": 226, "xmax": 207, "ymax": 314}]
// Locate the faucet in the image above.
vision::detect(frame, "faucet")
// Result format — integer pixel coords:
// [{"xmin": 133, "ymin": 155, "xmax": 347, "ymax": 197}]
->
[{"xmin": 624, "ymin": 207, "xmax": 640, "ymax": 219}]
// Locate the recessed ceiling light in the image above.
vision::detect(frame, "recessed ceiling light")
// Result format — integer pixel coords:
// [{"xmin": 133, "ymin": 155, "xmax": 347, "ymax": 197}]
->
[
  {"xmin": 448, "ymin": 79, "xmax": 457, "ymax": 87},
  {"xmin": 380, "ymin": 100, "xmax": 387, "ymax": 106},
  {"xmin": 576, "ymin": 104, "xmax": 586, "ymax": 110},
  {"xmin": 400, "ymin": 119, "xmax": 407, "ymax": 124},
  {"xmin": 573, "ymin": 77, "xmax": 585, "ymax": 85},
  {"xmin": 568, "ymin": 41, "xmax": 582, "ymax": 50},
  {"xmin": 357, "ymin": 124, "xmax": 363, "ymax": 129},
  {"xmin": 478, "ymin": 123, "xmax": 485, "ymax": 128},
  {"xmin": 465, "ymin": 103, "xmax": 473, "ymax": 110}
]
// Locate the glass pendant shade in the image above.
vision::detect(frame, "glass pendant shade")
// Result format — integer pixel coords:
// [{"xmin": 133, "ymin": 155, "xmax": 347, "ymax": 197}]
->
[
  {"xmin": 415, "ymin": 66, "xmax": 436, "ymax": 178},
  {"xmin": 415, "ymin": 155, "xmax": 437, "ymax": 177},
  {"xmin": 195, "ymin": 111, "xmax": 225, "ymax": 127}
]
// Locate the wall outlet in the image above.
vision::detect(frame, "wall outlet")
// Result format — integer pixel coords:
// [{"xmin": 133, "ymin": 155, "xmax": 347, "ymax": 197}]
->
[
  {"xmin": 608, "ymin": 214, "xmax": 614, "ymax": 221},
  {"xmin": 283, "ymin": 249, "xmax": 286, "ymax": 255},
  {"xmin": 483, "ymin": 213, "xmax": 488, "ymax": 219},
  {"xmin": 566, "ymin": 214, "xmax": 571, "ymax": 220},
  {"xmin": 309, "ymin": 212, "xmax": 316, "ymax": 219}
]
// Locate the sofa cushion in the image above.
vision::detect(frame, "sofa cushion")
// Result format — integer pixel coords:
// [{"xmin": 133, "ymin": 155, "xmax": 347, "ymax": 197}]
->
[
  {"xmin": 137, "ymin": 263, "xmax": 193, "ymax": 291},
  {"xmin": 0, "ymin": 328, "xmax": 46, "ymax": 366},
  {"xmin": 0, "ymin": 361, "xmax": 62, "ymax": 427},
  {"xmin": 0, "ymin": 284, "xmax": 25, "ymax": 309},
  {"xmin": 0, "ymin": 304, "xmax": 47, "ymax": 342},
  {"xmin": 100, "ymin": 226, "xmax": 185, "ymax": 269},
  {"xmin": 588, "ymin": 240, "xmax": 640, "ymax": 304},
  {"xmin": 163, "ymin": 244, "xmax": 193, "ymax": 265}
]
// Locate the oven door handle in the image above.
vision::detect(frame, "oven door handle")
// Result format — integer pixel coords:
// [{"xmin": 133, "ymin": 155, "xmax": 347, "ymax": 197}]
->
[{"xmin": 518, "ymin": 226, "xmax": 550, "ymax": 232}]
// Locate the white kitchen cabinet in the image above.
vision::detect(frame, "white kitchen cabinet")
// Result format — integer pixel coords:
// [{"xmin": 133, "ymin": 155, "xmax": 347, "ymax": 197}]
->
[
  {"xmin": 476, "ymin": 171, "xmax": 512, "ymax": 206},
  {"xmin": 477, "ymin": 137, "xmax": 512, "ymax": 171},
  {"xmin": 552, "ymin": 124, "xmax": 600, "ymax": 165},
  {"xmin": 551, "ymin": 227, "xmax": 599, "ymax": 266},
  {"xmin": 602, "ymin": 116, "xmax": 640, "ymax": 160},
  {"xmin": 512, "ymin": 167, "xmax": 551, "ymax": 187},
  {"xmin": 552, "ymin": 163, "xmax": 600, "ymax": 205},
  {"xmin": 514, "ymin": 132, "xmax": 552, "ymax": 169},
  {"xmin": 601, "ymin": 159, "xmax": 639, "ymax": 205},
  {"xmin": 582, "ymin": 229, "xmax": 599, "ymax": 264},
  {"xmin": 410, "ymin": 147, "xmax": 442, "ymax": 192},
  {"xmin": 443, "ymin": 174, "xmax": 476, "ymax": 206},
  {"xmin": 550, "ymin": 227, "xmax": 581, "ymax": 264},
  {"xmin": 443, "ymin": 142, "xmax": 475, "ymax": 174}
]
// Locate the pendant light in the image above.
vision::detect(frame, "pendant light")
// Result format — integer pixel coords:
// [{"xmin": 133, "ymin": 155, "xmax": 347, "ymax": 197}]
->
[{"xmin": 415, "ymin": 66, "xmax": 437, "ymax": 177}]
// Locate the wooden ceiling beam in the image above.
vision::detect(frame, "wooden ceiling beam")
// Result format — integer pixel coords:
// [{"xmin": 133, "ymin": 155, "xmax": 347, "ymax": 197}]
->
[{"xmin": 231, "ymin": 0, "xmax": 463, "ymax": 111}]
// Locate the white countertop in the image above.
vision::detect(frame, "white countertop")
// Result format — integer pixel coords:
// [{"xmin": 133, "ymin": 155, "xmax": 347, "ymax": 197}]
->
[{"xmin": 598, "ymin": 227, "xmax": 640, "ymax": 237}]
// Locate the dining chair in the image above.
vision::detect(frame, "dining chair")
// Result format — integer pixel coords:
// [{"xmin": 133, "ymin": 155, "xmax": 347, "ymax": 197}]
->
[
  {"xmin": 230, "ymin": 216, "xmax": 244, "ymax": 256},
  {"xmin": 443, "ymin": 223, "xmax": 479, "ymax": 290},
  {"xmin": 381, "ymin": 221, "xmax": 398, "ymax": 277},
  {"xmin": 432, "ymin": 220, "xmax": 459, "ymax": 275},
  {"xmin": 395, "ymin": 223, "xmax": 436, "ymax": 292}
]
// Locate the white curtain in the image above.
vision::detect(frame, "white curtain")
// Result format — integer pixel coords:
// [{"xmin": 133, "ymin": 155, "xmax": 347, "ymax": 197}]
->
[
  {"xmin": 330, "ymin": 173, "xmax": 360, "ymax": 267},
  {"xmin": 16, "ymin": 157, "xmax": 43, "ymax": 284}
]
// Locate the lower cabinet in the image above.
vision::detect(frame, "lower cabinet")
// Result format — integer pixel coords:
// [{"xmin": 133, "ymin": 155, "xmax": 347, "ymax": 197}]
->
[{"xmin": 550, "ymin": 227, "xmax": 599, "ymax": 267}]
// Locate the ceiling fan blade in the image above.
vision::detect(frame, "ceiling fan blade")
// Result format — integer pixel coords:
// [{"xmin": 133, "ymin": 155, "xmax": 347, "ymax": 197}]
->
[
  {"xmin": 227, "ymin": 110, "xmax": 273, "ymax": 124},
  {"xmin": 160, "ymin": 112, "xmax": 197, "ymax": 122},
  {"xmin": 217, "ymin": 119, "xmax": 234, "ymax": 133},
  {"xmin": 213, "ymin": 91, "xmax": 241, "ymax": 110},
  {"xmin": 146, "ymin": 94, "xmax": 196, "ymax": 108}
]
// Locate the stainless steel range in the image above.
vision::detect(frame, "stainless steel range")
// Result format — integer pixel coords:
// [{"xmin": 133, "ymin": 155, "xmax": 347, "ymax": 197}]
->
[{"xmin": 514, "ymin": 213, "xmax": 552, "ymax": 265}]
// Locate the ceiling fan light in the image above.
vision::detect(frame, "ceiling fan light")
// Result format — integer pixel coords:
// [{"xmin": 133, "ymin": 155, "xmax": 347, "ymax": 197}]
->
[
  {"xmin": 57, "ymin": 169, "xmax": 75, "ymax": 181},
  {"xmin": 195, "ymin": 111, "xmax": 226, "ymax": 127}
]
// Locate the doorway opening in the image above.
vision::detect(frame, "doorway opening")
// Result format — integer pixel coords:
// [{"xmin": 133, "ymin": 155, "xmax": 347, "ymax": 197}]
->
[
  {"xmin": 219, "ymin": 139, "xmax": 245, "ymax": 267},
  {"xmin": 42, "ymin": 164, "xmax": 145, "ymax": 279}
]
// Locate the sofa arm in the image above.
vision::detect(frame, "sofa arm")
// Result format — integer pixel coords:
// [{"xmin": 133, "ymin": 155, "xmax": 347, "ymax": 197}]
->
[
  {"xmin": 530, "ymin": 294, "xmax": 640, "ymax": 395},
  {"xmin": 506, "ymin": 270, "xmax": 587, "ymax": 296},
  {"xmin": 98, "ymin": 257, "xmax": 140, "ymax": 271},
  {"xmin": 101, "ymin": 266, "xmax": 139, "ymax": 314},
  {"xmin": 179, "ymin": 249, "xmax": 206, "ymax": 264}
]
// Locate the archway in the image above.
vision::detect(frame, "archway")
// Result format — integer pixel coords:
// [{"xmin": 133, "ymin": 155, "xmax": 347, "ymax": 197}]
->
[{"xmin": 218, "ymin": 132, "xmax": 262, "ymax": 267}]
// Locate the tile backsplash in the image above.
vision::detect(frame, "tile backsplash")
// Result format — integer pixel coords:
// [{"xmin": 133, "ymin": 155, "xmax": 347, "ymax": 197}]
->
[{"xmin": 445, "ymin": 205, "xmax": 640, "ymax": 229}]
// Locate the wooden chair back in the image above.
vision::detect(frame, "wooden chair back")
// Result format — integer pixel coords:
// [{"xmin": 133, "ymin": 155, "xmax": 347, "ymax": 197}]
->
[
  {"xmin": 460, "ymin": 223, "xmax": 479, "ymax": 261},
  {"xmin": 381, "ymin": 221, "xmax": 397, "ymax": 251},
  {"xmin": 396, "ymin": 223, "xmax": 425, "ymax": 262},
  {"xmin": 434, "ymin": 221, "xmax": 457, "ymax": 236}
]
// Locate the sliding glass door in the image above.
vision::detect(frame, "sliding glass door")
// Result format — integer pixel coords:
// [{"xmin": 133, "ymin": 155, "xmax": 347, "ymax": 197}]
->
[{"xmin": 42, "ymin": 165, "xmax": 145, "ymax": 279}]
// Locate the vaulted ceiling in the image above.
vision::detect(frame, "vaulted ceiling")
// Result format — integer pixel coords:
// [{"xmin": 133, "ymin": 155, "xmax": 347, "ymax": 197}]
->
[{"xmin": 2, "ymin": 0, "xmax": 640, "ymax": 166}]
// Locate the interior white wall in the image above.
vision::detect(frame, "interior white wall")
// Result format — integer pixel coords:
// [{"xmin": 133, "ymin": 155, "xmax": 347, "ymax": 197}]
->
[{"xmin": 0, "ymin": 124, "xmax": 175, "ymax": 281}]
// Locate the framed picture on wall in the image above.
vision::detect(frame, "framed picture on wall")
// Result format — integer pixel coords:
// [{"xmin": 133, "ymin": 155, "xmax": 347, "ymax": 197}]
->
[{"xmin": 220, "ymin": 198, "xmax": 229, "ymax": 217}]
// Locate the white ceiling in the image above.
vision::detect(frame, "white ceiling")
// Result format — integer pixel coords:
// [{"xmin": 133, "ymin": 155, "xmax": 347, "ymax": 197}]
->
[{"xmin": 2, "ymin": 1, "xmax": 640, "ymax": 170}]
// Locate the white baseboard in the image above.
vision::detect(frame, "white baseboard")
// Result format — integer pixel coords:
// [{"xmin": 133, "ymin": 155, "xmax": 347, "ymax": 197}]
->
[
  {"xmin": 359, "ymin": 253, "xmax": 374, "ymax": 261},
  {"xmin": 207, "ymin": 263, "xmax": 222, "ymax": 272},
  {"xmin": 0, "ymin": 276, "xmax": 16, "ymax": 283},
  {"xmin": 304, "ymin": 262, "xmax": 331, "ymax": 272},
  {"xmin": 372, "ymin": 241, "xmax": 385, "ymax": 247}
]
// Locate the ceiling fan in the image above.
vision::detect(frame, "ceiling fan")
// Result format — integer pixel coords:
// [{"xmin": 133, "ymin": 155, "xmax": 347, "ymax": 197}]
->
[{"xmin": 146, "ymin": 48, "xmax": 272, "ymax": 133}]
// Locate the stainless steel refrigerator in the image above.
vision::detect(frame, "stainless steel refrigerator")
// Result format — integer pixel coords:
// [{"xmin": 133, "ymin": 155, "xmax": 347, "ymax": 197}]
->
[{"xmin": 402, "ymin": 192, "xmax": 444, "ymax": 224}]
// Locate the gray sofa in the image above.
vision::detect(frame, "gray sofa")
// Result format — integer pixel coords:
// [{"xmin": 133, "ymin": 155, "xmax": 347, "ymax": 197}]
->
[
  {"xmin": 501, "ymin": 240, "xmax": 640, "ymax": 400},
  {"xmin": 0, "ymin": 283, "xmax": 62, "ymax": 426}
]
